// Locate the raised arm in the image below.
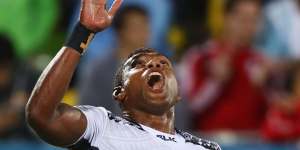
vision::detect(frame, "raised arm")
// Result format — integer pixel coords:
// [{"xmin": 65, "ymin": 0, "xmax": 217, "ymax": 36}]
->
[{"xmin": 25, "ymin": 0, "xmax": 122, "ymax": 147}]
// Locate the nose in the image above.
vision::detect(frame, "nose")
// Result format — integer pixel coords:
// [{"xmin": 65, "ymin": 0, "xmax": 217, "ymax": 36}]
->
[{"xmin": 146, "ymin": 58, "xmax": 167, "ymax": 69}]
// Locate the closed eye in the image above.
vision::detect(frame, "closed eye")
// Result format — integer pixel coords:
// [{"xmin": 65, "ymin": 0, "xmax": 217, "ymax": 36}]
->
[{"xmin": 130, "ymin": 59, "xmax": 145, "ymax": 68}]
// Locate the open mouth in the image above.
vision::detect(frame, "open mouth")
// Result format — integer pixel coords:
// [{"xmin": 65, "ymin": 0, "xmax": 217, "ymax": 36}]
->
[{"xmin": 147, "ymin": 72, "xmax": 164, "ymax": 92}]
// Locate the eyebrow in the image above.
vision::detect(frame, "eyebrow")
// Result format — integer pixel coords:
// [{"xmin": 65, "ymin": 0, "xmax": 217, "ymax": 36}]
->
[
  {"xmin": 124, "ymin": 52, "xmax": 166, "ymax": 67},
  {"xmin": 124, "ymin": 54, "xmax": 143, "ymax": 67},
  {"xmin": 131, "ymin": 52, "xmax": 162, "ymax": 61},
  {"xmin": 130, "ymin": 53, "xmax": 144, "ymax": 62}
]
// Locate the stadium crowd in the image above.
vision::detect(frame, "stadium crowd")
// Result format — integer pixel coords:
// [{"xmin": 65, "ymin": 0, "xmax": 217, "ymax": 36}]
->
[{"xmin": 0, "ymin": 0, "xmax": 300, "ymax": 149}]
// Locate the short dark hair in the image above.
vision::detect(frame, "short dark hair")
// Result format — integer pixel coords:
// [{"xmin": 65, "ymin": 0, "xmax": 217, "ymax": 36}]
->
[
  {"xmin": 225, "ymin": 0, "xmax": 261, "ymax": 13},
  {"xmin": 113, "ymin": 47, "xmax": 157, "ymax": 92},
  {"xmin": 112, "ymin": 5, "xmax": 149, "ymax": 32}
]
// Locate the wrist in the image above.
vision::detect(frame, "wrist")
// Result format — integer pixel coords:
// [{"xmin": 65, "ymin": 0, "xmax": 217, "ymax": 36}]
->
[{"xmin": 65, "ymin": 22, "xmax": 95, "ymax": 55}]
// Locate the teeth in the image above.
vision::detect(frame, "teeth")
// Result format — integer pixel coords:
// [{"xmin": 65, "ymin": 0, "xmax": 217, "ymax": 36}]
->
[
  {"xmin": 147, "ymin": 72, "xmax": 163, "ymax": 88},
  {"xmin": 149, "ymin": 72, "xmax": 162, "ymax": 77}
]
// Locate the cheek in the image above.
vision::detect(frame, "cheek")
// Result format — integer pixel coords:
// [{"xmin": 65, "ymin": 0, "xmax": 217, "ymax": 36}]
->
[
  {"xmin": 166, "ymin": 75, "xmax": 179, "ymax": 98},
  {"xmin": 123, "ymin": 69, "xmax": 145, "ymax": 91}
]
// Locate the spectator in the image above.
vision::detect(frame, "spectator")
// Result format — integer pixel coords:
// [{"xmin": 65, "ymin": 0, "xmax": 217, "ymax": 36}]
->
[
  {"xmin": 69, "ymin": 0, "xmax": 173, "ymax": 66},
  {"xmin": 255, "ymin": 0, "xmax": 300, "ymax": 107},
  {"xmin": 179, "ymin": 0, "xmax": 268, "ymax": 132},
  {"xmin": 0, "ymin": 35, "xmax": 38, "ymax": 140},
  {"xmin": 78, "ymin": 6, "xmax": 150, "ymax": 114},
  {"xmin": 257, "ymin": 0, "xmax": 300, "ymax": 60},
  {"xmin": 262, "ymin": 64, "xmax": 300, "ymax": 142}
]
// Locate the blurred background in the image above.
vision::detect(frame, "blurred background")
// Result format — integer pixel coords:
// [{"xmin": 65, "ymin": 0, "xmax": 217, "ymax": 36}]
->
[{"xmin": 0, "ymin": 0, "xmax": 300, "ymax": 149}]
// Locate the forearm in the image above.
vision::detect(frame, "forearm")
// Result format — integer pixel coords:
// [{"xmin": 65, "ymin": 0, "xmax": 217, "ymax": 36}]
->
[
  {"xmin": 26, "ymin": 47, "xmax": 80, "ymax": 122},
  {"xmin": 25, "ymin": 0, "xmax": 122, "ymax": 146}
]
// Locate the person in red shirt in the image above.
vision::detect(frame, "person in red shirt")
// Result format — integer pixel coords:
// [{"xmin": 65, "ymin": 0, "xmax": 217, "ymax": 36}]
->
[
  {"xmin": 262, "ymin": 64, "xmax": 300, "ymax": 142},
  {"xmin": 179, "ymin": 0, "xmax": 268, "ymax": 132}
]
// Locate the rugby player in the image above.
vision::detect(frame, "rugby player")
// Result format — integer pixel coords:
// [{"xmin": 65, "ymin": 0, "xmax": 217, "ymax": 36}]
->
[{"xmin": 25, "ymin": 0, "xmax": 221, "ymax": 149}]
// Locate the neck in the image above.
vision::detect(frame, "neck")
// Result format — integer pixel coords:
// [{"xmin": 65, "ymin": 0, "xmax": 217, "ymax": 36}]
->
[{"xmin": 122, "ymin": 107, "xmax": 175, "ymax": 134}]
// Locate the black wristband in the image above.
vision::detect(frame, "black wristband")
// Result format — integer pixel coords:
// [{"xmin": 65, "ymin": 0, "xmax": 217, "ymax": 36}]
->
[{"xmin": 65, "ymin": 23, "xmax": 95, "ymax": 55}]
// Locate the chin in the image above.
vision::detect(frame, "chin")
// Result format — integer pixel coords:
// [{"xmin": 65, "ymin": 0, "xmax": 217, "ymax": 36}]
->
[
  {"xmin": 143, "ymin": 88, "xmax": 175, "ymax": 109},
  {"xmin": 141, "ymin": 71, "xmax": 179, "ymax": 112},
  {"xmin": 134, "ymin": 85, "xmax": 177, "ymax": 115}
]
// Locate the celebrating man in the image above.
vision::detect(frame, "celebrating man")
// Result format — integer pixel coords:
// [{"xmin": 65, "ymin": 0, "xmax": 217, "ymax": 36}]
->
[{"xmin": 25, "ymin": 0, "xmax": 221, "ymax": 149}]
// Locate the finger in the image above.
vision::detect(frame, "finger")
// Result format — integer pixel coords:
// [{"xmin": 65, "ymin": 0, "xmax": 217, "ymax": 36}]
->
[
  {"xmin": 96, "ymin": 0, "xmax": 107, "ymax": 5},
  {"xmin": 81, "ymin": 0, "xmax": 88, "ymax": 10},
  {"xmin": 108, "ymin": 0, "xmax": 123, "ymax": 17},
  {"xmin": 81, "ymin": 0, "xmax": 93, "ymax": 13}
]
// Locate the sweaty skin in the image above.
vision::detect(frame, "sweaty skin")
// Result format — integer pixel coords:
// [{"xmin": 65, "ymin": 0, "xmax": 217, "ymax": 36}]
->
[
  {"xmin": 26, "ymin": 0, "xmax": 180, "ymax": 147},
  {"xmin": 25, "ymin": 0, "xmax": 122, "ymax": 147},
  {"xmin": 116, "ymin": 53, "xmax": 180, "ymax": 134}
]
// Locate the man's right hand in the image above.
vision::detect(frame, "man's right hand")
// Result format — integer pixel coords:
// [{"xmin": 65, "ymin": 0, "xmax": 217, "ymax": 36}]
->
[{"xmin": 80, "ymin": 0, "xmax": 123, "ymax": 32}]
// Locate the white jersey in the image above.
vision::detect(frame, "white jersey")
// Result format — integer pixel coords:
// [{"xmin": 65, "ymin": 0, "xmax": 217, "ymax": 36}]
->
[{"xmin": 68, "ymin": 106, "xmax": 221, "ymax": 150}]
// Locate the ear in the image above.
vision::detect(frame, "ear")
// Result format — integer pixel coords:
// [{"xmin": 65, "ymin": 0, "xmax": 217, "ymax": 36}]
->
[{"xmin": 112, "ymin": 86, "xmax": 127, "ymax": 103}]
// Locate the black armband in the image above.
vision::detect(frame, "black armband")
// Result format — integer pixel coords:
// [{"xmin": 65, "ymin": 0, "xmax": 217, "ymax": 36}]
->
[{"xmin": 65, "ymin": 23, "xmax": 95, "ymax": 55}]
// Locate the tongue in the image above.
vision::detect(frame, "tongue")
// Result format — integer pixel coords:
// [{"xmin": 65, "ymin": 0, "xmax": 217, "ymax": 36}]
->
[{"xmin": 152, "ymin": 81, "xmax": 162, "ymax": 90}]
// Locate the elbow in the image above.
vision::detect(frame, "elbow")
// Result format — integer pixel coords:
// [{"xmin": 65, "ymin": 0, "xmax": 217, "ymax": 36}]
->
[
  {"xmin": 26, "ymin": 108, "xmax": 49, "ymax": 133},
  {"xmin": 25, "ymin": 98, "xmax": 46, "ymax": 129}
]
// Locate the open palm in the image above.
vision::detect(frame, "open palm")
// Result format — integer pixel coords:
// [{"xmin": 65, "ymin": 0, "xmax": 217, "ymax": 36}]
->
[{"xmin": 80, "ymin": 0, "xmax": 123, "ymax": 32}]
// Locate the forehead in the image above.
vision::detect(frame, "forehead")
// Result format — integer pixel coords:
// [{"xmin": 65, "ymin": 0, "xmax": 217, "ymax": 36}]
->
[{"xmin": 125, "ymin": 52, "xmax": 170, "ymax": 65}]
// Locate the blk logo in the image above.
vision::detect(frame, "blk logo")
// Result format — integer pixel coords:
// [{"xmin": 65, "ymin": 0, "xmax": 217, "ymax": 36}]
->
[{"xmin": 156, "ymin": 135, "xmax": 177, "ymax": 142}]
